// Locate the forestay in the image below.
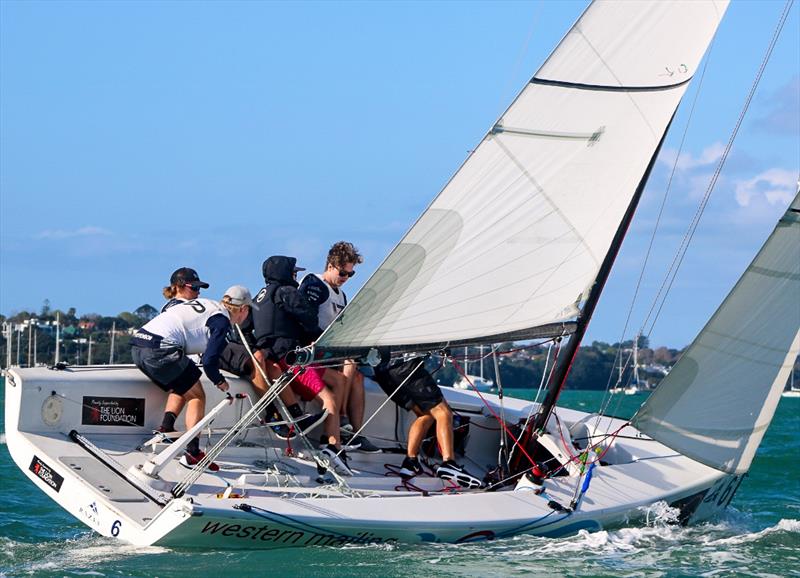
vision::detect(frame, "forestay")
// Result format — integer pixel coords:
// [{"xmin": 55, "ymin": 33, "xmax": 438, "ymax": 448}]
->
[
  {"xmin": 634, "ymin": 189, "xmax": 800, "ymax": 474},
  {"xmin": 316, "ymin": 1, "xmax": 729, "ymax": 354}
]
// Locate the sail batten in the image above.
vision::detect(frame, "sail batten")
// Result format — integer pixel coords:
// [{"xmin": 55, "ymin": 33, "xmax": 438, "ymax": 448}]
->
[{"xmin": 315, "ymin": 1, "xmax": 728, "ymax": 354}]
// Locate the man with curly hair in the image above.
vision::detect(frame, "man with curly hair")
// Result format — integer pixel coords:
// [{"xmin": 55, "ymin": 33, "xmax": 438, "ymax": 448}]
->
[{"xmin": 300, "ymin": 241, "xmax": 381, "ymax": 453}]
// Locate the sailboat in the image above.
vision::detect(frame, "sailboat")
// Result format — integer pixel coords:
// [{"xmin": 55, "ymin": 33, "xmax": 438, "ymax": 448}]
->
[
  {"xmin": 782, "ymin": 366, "xmax": 800, "ymax": 398},
  {"xmin": 5, "ymin": 1, "xmax": 799, "ymax": 549},
  {"xmin": 610, "ymin": 338, "xmax": 643, "ymax": 395},
  {"xmin": 452, "ymin": 346, "xmax": 495, "ymax": 392}
]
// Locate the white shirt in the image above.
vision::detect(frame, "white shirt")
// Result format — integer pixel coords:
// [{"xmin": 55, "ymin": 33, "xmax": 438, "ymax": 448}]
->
[
  {"xmin": 301, "ymin": 273, "xmax": 347, "ymax": 329},
  {"xmin": 140, "ymin": 298, "xmax": 229, "ymax": 354}
]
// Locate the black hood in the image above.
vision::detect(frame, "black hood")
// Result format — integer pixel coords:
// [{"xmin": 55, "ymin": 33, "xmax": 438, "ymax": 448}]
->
[{"xmin": 262, "ymin": 256, "xmax": 298, "ymax": 286}]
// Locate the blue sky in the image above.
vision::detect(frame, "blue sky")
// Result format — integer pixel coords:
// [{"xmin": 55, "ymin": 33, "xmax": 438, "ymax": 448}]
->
[{"xmin": 1, "ymin": 0, "xmax": 798, "ymax": 348}]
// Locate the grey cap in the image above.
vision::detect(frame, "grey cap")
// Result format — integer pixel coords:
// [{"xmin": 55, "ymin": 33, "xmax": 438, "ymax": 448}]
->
[{"xmin": 223, "ymin": 285, "xmax": 258, "ymax": 310}]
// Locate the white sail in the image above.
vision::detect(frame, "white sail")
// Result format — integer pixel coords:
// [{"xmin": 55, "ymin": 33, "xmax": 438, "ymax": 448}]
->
[
  {"xmin": 634, "ymin": 190, "xmax": 800, "ymax": 474},
  {"xmin": 318, "ymin": 1, "xmax": 728, "ymax": 352}
]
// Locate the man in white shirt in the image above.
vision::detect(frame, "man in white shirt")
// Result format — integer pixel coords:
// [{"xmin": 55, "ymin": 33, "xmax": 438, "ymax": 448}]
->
[{"xmin": 299, "ymin": 241, "xmax": 381, "ymax": 453}]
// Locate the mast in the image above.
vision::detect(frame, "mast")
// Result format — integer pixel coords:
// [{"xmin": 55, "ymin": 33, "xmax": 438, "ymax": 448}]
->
[
  {"xmin": 109, "ymin": 321, "xmax": 116, "ymax": 364},
  {"xmin": 27, "ymin": 320, "xmax": 33, "ymax": 367},
  {"xmin": 531, "ymin": 119, "xmax": 673, "ymax": 432},
  {"xmin": 55, "ymin": 312, "xmax": 61, "ymax": 365}
]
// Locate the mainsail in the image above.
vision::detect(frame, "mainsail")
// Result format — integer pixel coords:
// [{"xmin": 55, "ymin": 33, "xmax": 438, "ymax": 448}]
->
[
  {"xmin": 633, "ymin": 189, "xmax": 800, "ymax": 475},
  {"xmin": 316, "ymin": 1, "xmax": 729, "ymax": 356}
]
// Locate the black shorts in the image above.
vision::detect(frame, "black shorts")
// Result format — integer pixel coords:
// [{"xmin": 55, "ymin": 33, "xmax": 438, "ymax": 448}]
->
[
  {"xmin": 132, "ymin": 345, "xmax": 201, "ymax": 396},
  {"xmin": 373, "ymin": 359, "xmax": 444, "ymax": 412},
  {"xmin": 218, "ymin": 342, "xmax": 254, "ymax": 378}
]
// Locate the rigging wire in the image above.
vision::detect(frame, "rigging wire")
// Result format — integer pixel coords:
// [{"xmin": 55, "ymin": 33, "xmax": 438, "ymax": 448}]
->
[
  {"xmin": 595, "ymin": 33, "xmax": 718, "ymax": 422},
  {"xmin": 639, "ymin": 0, "xmax": 795, "ymax": 343}
]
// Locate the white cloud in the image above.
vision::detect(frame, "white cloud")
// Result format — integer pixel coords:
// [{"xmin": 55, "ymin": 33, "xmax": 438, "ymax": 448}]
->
[
  {"xmin": 36, "ymin": 226, "xmax": 112, "ymax": 240},
  {"xmin": 733, "ymin": 168, "xmax": 797, "ymax": 207},
  {"xmin": 659, "ymin": 142, "xmax": 725, "ymax": 171}
]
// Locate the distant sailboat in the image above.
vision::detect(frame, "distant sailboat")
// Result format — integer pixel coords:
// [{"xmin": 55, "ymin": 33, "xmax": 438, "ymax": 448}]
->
[
  {"xmin": 453, "ymin": 346, "xmax": 495, "ymax": 392},
  {"xmin": 782, "ymin": 365, "xmax": 799, "ymax": 398}
]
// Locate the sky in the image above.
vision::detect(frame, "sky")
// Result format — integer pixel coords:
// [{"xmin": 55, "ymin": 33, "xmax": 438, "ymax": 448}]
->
[{"xmin": 1, "ymin": 0, "xmax": 798, "ymax": 349}]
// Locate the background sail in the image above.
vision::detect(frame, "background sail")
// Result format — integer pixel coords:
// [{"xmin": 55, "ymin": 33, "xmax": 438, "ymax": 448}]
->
[
  {"xmin": 634, "ymin": 190, "xmax": 800, "ymax": 474},
  {"xmin": 317, "ymin": 1, "xmax": 729, "ymax": 352}
]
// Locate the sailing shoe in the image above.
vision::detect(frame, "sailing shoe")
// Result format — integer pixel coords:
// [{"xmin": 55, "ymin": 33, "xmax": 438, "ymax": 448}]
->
[
  {"xmin": 320, "ymin": 445, "xmax": 353, "ymax": 476},
  {"xmin": 339, "ymin": 417, "xmax": 354, "ymax": 442},
  {"xmin": 398, "ymin": 456, "xmax": 424, "ymax": 478},
  {"xmin": 179, "ymin": 451, "xmax": 220, "ymax": 472},
  {"xmin": 347, "ymin": 435, "xmax": 382, "ymax": 454},
  {"xmin": 436, "ymin": 460, "xmax": 483, "ymax": 489}
]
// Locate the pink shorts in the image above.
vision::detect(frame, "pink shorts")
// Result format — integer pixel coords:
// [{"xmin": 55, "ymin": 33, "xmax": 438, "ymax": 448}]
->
[{"xmin": 278, "ymin": 360, "xmax": 325, "ymax": 401}]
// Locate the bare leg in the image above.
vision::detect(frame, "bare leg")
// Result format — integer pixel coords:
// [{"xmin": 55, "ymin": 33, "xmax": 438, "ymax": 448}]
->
[
  {"xmin": 182, "ymin": 382, "xmax": 206, "ymax": 431},
  {"xmin": 323, "ymin": 368, "xmax": 348, "ymax": 421},
  {"xmin": 316, "ymin": 386, "xmax": 340, "ymax": 446},
  {"xmin": 343, "ymin": 361, "xmax": 365, "ymax": 429},
  {"xmin": 248, "ymin": 355, "xmax": 269, "ymax": 398},
  {"xmin": 429, "ymin": 402, "xmax": 455, "ymax": 462},
  {"xmin": 261, "ymin": 356, "xmax": 299, "ymax": 406},
  {"xmin": 164, "ymin": 393, "xmax": 185, "ymax": 417},
  {"xmin": 407, "ymin": 406, "xmax": 434, "ymax": 458}
]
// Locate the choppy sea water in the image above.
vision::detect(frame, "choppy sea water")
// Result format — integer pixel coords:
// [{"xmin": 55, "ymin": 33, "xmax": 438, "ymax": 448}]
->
[{"xmin": 1, "ymin": 386, "xmax": 798, "ymax": 577}]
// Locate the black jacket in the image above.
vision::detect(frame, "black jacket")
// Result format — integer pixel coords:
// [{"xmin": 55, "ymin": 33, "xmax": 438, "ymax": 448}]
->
[{"xmin": 251, "ymin": 256, "xmax": 321, "ymax": 360}]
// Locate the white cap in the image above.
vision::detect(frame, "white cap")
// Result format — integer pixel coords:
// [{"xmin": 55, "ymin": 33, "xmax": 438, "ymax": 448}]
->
[{"xmin": 223, "ymin": 285, "xmax": 258, "ymax": 310}]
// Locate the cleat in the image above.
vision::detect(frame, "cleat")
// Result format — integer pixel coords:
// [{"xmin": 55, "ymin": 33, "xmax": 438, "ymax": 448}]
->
[
  {"xmin": 436, "ymin": 461, "xmax": 483, "ymax": 489},
  {"xmin": 179, "ymin": 451, "xmax": 219, "ymax": 472},
  {"xmin": 320, "ymin": 445, "xmax": 353, "ymax": 476},
  {"xmin": 398, "ymin": 456, "xmax": 423, "ymax": 478}
]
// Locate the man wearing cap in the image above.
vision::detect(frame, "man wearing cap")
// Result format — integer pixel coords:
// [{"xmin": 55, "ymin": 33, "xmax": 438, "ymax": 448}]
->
[
  {"xmin": 131, "ymin": 285, "xmax": 252, "ymax": 470},
  {"xmin": 161, "ymin": 267, "xmax": 210, "ymax": 313}
]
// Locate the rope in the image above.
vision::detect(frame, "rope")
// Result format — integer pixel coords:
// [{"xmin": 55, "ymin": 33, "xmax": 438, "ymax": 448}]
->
[
  {"xmin": 449, "ymin": 357, "xmax": 538, "ymax": 470},
  {"xmin": 232, "ymin": 324, "xmax": 351, "ymax": 489},
  {"xmin": 331, "ymin": 357, "xmax": 427, "ymax": 463},
  {"xmin": 171, "ymin": 369, "xmax": 298, "ymax": 497}
]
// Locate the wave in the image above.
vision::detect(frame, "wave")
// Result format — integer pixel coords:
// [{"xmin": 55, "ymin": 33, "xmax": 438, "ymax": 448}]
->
[{"xmin": 0, "ymin": 534, "xmax": 169, "ymax": 576}]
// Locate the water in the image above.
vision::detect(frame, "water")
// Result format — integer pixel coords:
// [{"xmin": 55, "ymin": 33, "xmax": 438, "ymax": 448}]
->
[{"xmin": 1, "ymin": 387, "xmax": 798, "ymax": 577}]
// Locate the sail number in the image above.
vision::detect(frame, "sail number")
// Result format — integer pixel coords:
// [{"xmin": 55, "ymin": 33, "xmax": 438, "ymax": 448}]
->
[
  {"xmin": 702, "ymin": 475, "xmax": 744, "ymax": 508},
  {"xmin": 111, "ymin": 519, "xmax": 121, "ymax": 537}
]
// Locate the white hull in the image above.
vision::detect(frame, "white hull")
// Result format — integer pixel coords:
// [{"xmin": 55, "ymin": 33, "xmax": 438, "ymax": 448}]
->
[
  {"xmin": 452, "ymin": 375, "xmax": 494, "ymax": 393},
  {"xmin": 4, "ymin": 365, "xmax": 739, "ymax": 549}
]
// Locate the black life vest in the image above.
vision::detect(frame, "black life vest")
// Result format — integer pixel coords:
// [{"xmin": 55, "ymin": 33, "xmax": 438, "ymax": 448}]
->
[{"xmin": 251, "ymin": 283, "xmax": 303, "ymax": 349}]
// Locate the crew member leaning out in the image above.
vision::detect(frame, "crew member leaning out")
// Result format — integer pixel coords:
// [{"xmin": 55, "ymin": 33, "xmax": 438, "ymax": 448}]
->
[{"xmin": 131, "ymin": 286, "xmax": 252, "ymax": 470}]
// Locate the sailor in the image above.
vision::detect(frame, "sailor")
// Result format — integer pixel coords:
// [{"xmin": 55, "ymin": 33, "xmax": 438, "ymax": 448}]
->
[
  {"xmin": 218, "ymin": 292, "xmax": 327, "ymax": 440},
  {"xmin": 251, "ymin": 255, "xmax": 350, "ymax": 474},
  {"xmin": 131, "ymin": 286, "xmax": 252, "ymax": 469},
  {"xmin": 373, "ymin": 358, "xmax": 483, "ymax": 488},
  {"xmin": 161, "ymin": 267, "xmax": 210, "ymax": 313},
  {"xmin": 299, "ymin": 241, "xmax": 381, "ymax": 453}
]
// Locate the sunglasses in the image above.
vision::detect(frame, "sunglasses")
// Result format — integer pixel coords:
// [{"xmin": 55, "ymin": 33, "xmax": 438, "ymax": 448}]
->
[
  {"xmin": 336, "ymin": 268, "xmax": 355, "ymax": 278},
  {"xmin": 185, "ymin": 283, "xmax": 203, "ymax": 292}
]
